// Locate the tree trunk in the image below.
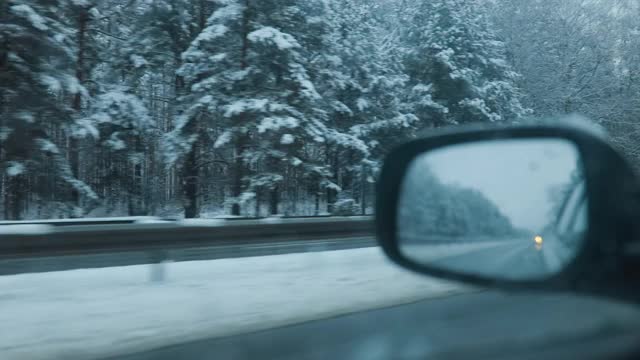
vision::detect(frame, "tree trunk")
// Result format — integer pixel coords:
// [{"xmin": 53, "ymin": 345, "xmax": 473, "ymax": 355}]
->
[
  {"xmin": 341, "ymin": 150, "xmax": 354, "ymax": 198},
  {"xmin": 198, "ymin": 0, "xmax": 207, "ymax": 30},
  {"xmin": 128, "ymin": 138, "xmax": 145, "ymax": 216},
  {"xmin": 69, "ymin": 8, "xmax": 90, "ymax": 217},
  {"xmin": 183, "ymin": 141, "xmax": 199, "ymax": 218},
  {"xmin": 231, "ymin": 1, "xmax": 252, "ymax": 216},
  {"xmin": 69, "ymin": 137, "xmax": 80, "ymax": 211},
  {"xmin": 360, "ymin": 167, "xmax": 367, "ymax": 215},
  {"xmin": 5, "ymin": 175, "xmax": 26, "ymax": 220},
  {"xmin": 291, "ymin": 172, "xmax": 298, "ymax": 215},
  {"xmin": 326, "ymin": 147, "xmax": 339, "ymax": 213},
  {"xmin": 268, "ymin": 186, "xmax": 279, "ymax": 215},
  {"xmin": 254, "ymin": 188, "xmax": 261, "ymax": 217},
  {"xmin": 231, "ymin": 135, "xmax": 245, "ymax": 216}
]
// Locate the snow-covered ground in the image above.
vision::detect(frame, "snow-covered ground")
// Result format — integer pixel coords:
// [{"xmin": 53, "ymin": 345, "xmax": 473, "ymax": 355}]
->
[{"xmin": 0, "ymin": 247, "xmax": 472, "ymax": 360}]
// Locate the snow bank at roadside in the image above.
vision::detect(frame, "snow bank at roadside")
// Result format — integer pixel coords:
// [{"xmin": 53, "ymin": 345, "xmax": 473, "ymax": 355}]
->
[{"xmin": 0, "ymin": 247, "xmax": 472, "ymax": 360}]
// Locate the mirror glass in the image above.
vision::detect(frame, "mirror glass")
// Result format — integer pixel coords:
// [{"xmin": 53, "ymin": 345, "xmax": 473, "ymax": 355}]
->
[{"xmin": 397, "ymin": 138, "xmax": 587, "ymax": 280}]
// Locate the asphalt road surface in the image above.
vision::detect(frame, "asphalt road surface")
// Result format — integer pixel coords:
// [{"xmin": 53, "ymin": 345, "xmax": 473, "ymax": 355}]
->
[{"xmin": 110, "ymin": 290, "xmax": 640, "ymax": 360}]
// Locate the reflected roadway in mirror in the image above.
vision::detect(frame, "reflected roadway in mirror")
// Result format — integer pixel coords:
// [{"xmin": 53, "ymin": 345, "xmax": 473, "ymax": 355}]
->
[{"xmin": 397, "ymin": 139, "xmax": 587, "ymax": 281}]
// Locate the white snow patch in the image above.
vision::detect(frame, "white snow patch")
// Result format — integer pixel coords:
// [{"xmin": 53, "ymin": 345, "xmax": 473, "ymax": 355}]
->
[
  {"xmin": 105, "ymin": 133, "xmax": 126, "ymax": 150},
  {"xmin": 209, "ymin": 53, "xmax": 227, "ymax": 62},
  {"xmin": 88, "ymin": 7, "xmax": 101, "ymax": 18},
  {"xmin": 130, "ymin": 54, "xmax": 148, "ymax": 68},
  {"xmin": 290, "ymin": 63, "xmax": 320, "ymax": 99},
  {"xmin": 11, "ymin": 4, "xmax": 48, "ymax": 30},
  {"xmin": 6, "ymin": 162, "xmax": 25, "ymax": 176},
  {"xmin": 223, "ymin": 99, "xmax": 269, "ymax": 117},
  {"xmin": 63, "ymin": 75, "xmax": 88, "ymax": 97},
  {"xmin": 280, "ymin": 134, "xmax": 295, "ymax": 144},
  {"xmin": 208, "ymin": 3, "xmax": 243, "ymax": 23},
  {"xmin": 325, "ymin": 181, "xmax": 342, "ymax": 192},
  {"xmin": 489, "ymin": 58, "xmax": 507, "ymax": 67},
  {"xmin": 226, "ymin": 68, "xmax": 250, "ymax": 81},
  {"xmin": 259, "ymin": 216, "xmax": 285, "ymax": 223},
  {"xmin": 412, "ymin": 83, "xmax": 433, "ymax": 93},
  {"xmin": 0, "ymin": 126, "xmax": 12, "ymax": 141},
  {"xmin": 15, "ymin": 111, "xmax": 34, "ymax": 123},
  {"xmin": 194, "ymin": 24, "xmax": 228, "ymax": 43},
  {"xmin": 212, "ymin": 215, "xmax": 244, "ymax": 219},
  {"xmin": 257, "ymin": 116, "xmax": 299, "ymax": 133},
  {"xmin": 72, "ymin": 119, "xmax": 99, "ymax": 139},
  {"xmin": 435, "ymin": 48, "xmax": 456, "ymax": 70},
  {"xmin": 356, "ymin": 98, "xmax": 369, "ymax": 111},
  {"xmin": 65, "ymin": 178, "xmax": 98, "ymax": 200},
  {"xmin": 133, "ymin": 218, "xmax": 172, "ymax": 224},
  {"xmin": 39, "ymin": 75, "xmax": 62, "ymax": 92},
  {"xmin": 35, "ymin": 138, "xmax": 60, "ymax": 154},
  {"xmin": 213, "ymin": 131, "xmax": 232, "ymax": 148},
  {"xmin": 88, "ymin": 90, "xmax": 152, "ymax": 131},
  {"xmin": 178, "ymin": 218, "xmax": 226, "ymax": 226},
  {"xmin": 0, "ymin": 224, "xmax": 51, "ymax": 235},
  {"xmin": 0, "ymin": 247, "xmax": 470, "ymax": 360},
  {"xmin": 199, "ymin": 95, "xmax": 214, "ymax": 105},
  {"xmin": 248, "ymin": 27, "xmax": 300, "ymax": 50}
]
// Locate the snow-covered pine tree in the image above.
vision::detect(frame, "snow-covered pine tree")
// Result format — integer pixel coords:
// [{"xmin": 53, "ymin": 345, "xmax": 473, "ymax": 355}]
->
[
  {"xmin": 404, "ymin": 0, "xmax": 529, "ymax": 127},
  {"xmin": 64, "ymin": 0, "xmax": 100, "ymax": 215},
  {"xmin": 316, "ymin": 0, "xmax": 418, "ymax": 213},
  {"xmin": 113, "ymin": 0, "xmax": 217, "ymax": 218},
  {"xmin": 72, "ymin": 0, "xmax": 173, "ymax": 216},
  {"xmin": 0, "ymin": 0, "xmax": 97, "ymax": 219},
  {"xmin": 172, "ymin": 0, "xmax": 348, "ymax": 216},
  {"xmin": 83, "ymin": 87, "xmax": 154, "ymax": 215}
]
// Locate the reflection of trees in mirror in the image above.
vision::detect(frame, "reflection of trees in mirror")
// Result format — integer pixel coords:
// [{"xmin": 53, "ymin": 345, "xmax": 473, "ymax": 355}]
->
[
  {"xmin": 545, "ymin": 163, "xmax": 586, "ymax": 233},
  {"xmin": 398, "ymin": 163, "xmax": 521, "ymax": 244},
  {"xmin": 542, "ymin": 162, "xmax": 587, "ymax": 254}
]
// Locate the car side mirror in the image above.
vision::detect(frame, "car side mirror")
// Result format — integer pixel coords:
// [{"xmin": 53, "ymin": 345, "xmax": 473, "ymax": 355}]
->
[{"xmin": 375, "ymin": 124, "xmax": 640, "ymax": 302}]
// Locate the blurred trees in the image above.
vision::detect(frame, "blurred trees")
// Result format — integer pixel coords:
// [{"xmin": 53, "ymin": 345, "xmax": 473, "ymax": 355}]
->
[
  {"xmin": 398, "ymin": 163, "xmax": 517, "ymax": 240},
  {"xmin": 7, "ymin": 0, "xmax": 637, "ymax": 219},
  {"xmin": 490, "ymin": 0, "xmax": 640, "ymax": 167}
]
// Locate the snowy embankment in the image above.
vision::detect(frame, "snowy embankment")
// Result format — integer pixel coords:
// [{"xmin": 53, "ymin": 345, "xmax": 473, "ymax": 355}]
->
[{"xmin": 0, "ymin": 247, "xmax": 474, "ymax": 360}]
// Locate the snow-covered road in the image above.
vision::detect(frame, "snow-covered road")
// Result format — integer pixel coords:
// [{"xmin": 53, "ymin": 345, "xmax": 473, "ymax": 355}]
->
[{"xmin": 0, "ymin": 246, "xmax": 472, "ymax": 360}]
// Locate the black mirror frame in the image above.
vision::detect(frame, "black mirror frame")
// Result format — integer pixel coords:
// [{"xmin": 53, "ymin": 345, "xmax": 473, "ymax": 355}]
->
[{"xmin": 376, "ymin": 123, "xmax": 640, "ymax": 295}]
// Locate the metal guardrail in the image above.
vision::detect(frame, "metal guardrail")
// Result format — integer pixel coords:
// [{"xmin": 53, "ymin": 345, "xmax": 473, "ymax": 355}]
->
[
  {"xmin": 0, "ymin": 216, "xmax": 163, "ymax": 226},
  {"xmin": 0, "ymin": 214, "xmax": 352, "ymax": 226},
  {"xmin": 0, "ymin": 217, "xmax": 375, "ymax": 275}
]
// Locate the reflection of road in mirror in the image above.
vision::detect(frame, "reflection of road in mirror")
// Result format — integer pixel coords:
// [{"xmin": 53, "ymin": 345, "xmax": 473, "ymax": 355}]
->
[{"xmin": 399, "ymin": 233, "xmax": 577, "ymax": 280}]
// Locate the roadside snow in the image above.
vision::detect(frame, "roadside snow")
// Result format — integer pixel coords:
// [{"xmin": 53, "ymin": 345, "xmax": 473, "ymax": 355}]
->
[
  {"xmin": 178, "ymin": 218, "xmax": 226, "ymax": 226},
  {"xmin": 0, "ymin": 247, "xmax": 471, "ymax": 360},
  {"xmin": 0, "ymin": 224, "xmax": 51, "ymax": 235}
]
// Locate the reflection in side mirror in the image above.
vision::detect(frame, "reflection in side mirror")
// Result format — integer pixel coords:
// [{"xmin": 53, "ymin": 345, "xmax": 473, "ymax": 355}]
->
[{"xmin": 397, "ymin": 139, "xmax": 587, "ymax": 281}]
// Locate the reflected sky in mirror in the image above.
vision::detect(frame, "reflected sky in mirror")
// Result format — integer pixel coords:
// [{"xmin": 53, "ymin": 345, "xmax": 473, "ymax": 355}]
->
[{"xmin": 424, "ymin": 139, "xmax": 579, "ymax": 232}]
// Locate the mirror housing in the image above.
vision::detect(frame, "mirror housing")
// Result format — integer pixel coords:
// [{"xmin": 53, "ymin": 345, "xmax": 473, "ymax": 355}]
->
[{"xmin": 376, "ymin": 123, "xmax": 640, "ymax": 301}]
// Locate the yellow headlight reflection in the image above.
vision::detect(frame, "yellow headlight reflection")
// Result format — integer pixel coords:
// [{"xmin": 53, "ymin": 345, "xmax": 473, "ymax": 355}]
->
[{"xmin": 534, "ymin": 235, "xmax": 543, "ymax": 245}]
